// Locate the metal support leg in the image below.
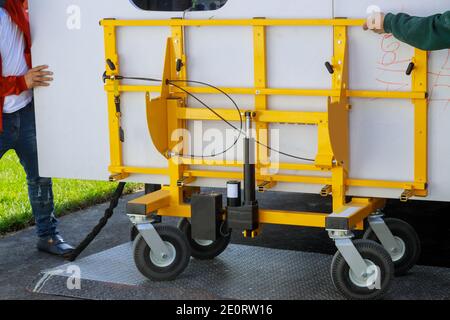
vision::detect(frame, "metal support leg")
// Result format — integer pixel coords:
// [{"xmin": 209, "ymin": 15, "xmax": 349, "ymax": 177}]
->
[
  {"xmin": 329, "ymin": 231, "xmax": 373, "ymax": 279},
  {"xmin": 128, "ymin": 214, "xmax": 171, "ymax": 258},
  {"xmin": 368, "ymin": 213, "xmax": 402, "ymax": 258}
]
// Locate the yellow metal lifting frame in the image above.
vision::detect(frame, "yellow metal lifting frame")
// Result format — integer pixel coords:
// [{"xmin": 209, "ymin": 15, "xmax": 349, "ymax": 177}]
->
[{"xmin": 100, "ymin": 18, "xmax": 428, "ymax": 232}]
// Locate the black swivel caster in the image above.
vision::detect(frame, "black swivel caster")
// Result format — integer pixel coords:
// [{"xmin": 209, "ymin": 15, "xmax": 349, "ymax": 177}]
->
[
  {"xmin": 331, "ymin": 239, "xmax": 395, "ymax": 300},
  {"xmin": 363, "ymin": 218, "xmax": 421, "ymax": 276},
  {"xmin": 178, "ymin": 218, "xmax": 231, "ymax": 260},
  {"xmin": 133, "ymin": 224, "xmax": 191, "ymax": 281}
]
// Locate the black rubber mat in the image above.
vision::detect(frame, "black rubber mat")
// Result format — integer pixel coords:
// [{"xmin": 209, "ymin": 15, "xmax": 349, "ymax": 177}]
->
[{"xmin": 29, "ymin": 243, "xmax": 450, "ymax": 300}]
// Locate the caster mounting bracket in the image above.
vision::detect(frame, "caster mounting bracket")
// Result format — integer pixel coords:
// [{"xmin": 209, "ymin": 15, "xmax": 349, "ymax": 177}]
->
[
  {"xmin": 128, "ymin": 214, "xmax": 171, "ymax": 258},
  {"xmin": 367, "ymin": 214, "xmax": 402, "ymax": 258},
  {"xmin": 329, "ymin": 230, "xmax": 374, "ymax": 280}
]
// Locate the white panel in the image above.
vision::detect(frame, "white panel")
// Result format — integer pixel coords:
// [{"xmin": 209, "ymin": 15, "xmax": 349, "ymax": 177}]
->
[
  {"xmin": 335, "ymin": 0, "xmax": 450, "ymax": 200},
  {"xmin": 29, "ymin": 0, "xmax": 450, "ymax": 201},
  {"xmin": 349, "ymin": 98, "xmax": 414, "ymax": 181},
  {"xmin": 29, "ymin": 0, "xmax": 332, "ymax": 185}
]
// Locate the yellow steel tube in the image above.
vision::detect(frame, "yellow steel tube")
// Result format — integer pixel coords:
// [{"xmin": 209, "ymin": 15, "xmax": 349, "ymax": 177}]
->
[
  {"xmin": 259, "ymin": 210, "xmax": 328, "ymax": 228},
  {"xmin": 100, "ymin": 19, "xmax": 366, "ymax": 27},
  {"xmin": 177, "ymin": 158, "xmax": 326, "ymax": 172},
  {"xmin": 105, "ymin": 84, "xmax": 425, "ymax": 99},
  {"xmin": 183, "ymin": 169, "xmax": 332, "ymax": 185},
  {"xmin": 156, "ymin": 204, "xmax": 330, "ymax": 228},
  {"xmin": 253, "ymin": 23, "xmax": 270, "ymax": 174},
  {"xmin": 176, "ymin": 107, "xmax": 327, "ymax": 124},
  {"xmin": 347, "ymin": 90, "xmax": 425, "ymax": 99},
  {"xmin": 112, "ymin": 164, "xmax": 424, "ymax": 191},
  {"xmin": 109, "ymin": 166, "xmax": 169, "ymax": 175},
  {"xmin": 348, "ymin": 178, "xmax": 425, "ymax": 190}
]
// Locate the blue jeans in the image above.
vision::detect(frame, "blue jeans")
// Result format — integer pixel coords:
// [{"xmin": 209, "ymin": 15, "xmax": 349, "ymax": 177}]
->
[{"xmin": 0, "ymin": 101, "xmax": 58, "ymax": 238}]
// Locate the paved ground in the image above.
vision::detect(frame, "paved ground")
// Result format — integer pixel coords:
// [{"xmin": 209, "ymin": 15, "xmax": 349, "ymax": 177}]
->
[
  {"xmin": 0, "ymin": 194, "xmax": 136, "ymax": 300},
  {"xmin": 31, "ymin": 243, "xmax": 450, "ymax": 300},
  {"xmin": 1, "ymin": 190, "xmax": 450, "ymax": 300}
]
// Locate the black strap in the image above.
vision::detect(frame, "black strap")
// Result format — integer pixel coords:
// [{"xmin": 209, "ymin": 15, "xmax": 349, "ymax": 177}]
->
[{"xmin": 66, "ymin": 182, "xmax": 126, "ymax": 262}]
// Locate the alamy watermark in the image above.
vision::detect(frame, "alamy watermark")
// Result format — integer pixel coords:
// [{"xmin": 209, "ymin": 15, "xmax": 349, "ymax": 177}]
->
[
  {"xmin": 169, "ymin": 121, "xmax": 285, "ymax": 173},
  {"xmin": 33, "ymin": 264, "xmax": 81, "ymax": 293},
  {"xmin": 66, "ymin": 5, "xmax": 81, "ymax": 30}
]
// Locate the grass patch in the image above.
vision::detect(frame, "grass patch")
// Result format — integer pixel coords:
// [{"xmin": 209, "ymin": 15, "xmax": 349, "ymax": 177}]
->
[{"xmin": 0, "ymin": 150, "xmax": 142, "ymax": 235}]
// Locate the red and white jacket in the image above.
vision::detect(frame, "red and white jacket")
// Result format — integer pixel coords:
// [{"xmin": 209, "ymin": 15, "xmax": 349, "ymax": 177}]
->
[{"xmin": 0, "ymin": 0, "xmax": 31, "ymax": 132}]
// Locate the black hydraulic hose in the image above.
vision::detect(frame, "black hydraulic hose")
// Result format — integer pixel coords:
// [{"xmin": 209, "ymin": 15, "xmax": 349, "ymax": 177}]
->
[
  {"xmin": 66, "ymin": 182, "xmax": 126, "ymax": 261},
  {"xmin": 114, "ymin": 75, "xmax": 315, "ymax": 162},
  {"xmin": 167, "ymin": 80, "xmax": 243, "ymax": 158}
]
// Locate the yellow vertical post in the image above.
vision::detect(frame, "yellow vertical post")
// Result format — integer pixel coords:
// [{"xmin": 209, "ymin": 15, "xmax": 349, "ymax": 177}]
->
[
  {"xmin": 169, "ymin": 22, "xmax": 188, "ymax": 205},
  {"xmin": 171, "ymin": 21, "xmax": 187, "ymax": 84},
  {"xmin": 330, "ymin": 25, "xmax": 349, "ymax": 211},
  {"xmin": 253, "ymin": 20, "xmax": 269, "ymax": 176},
  {"xmin": 167, "ymin": 99, "xmax": 186, "ymax": 205},
  {"xmin": 103, "ymin": 24, "xmax": 127, "ymax": 178},
  {"xmin": 331, "ymin": 166, "xmax": 347, "ymax": 210},
  {"xmin": 171, "ymin": 23, "xmax": 188, "ymax": 151},
  {"xmin": 412, "ymin": 49, "xmax": 428, "ymax": 196}
]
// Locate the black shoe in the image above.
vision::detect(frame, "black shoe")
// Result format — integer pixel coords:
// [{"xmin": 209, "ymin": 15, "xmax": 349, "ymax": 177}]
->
[{"xmin": 37, "ymin": 235, "xmax": 74, "ymax": 257}]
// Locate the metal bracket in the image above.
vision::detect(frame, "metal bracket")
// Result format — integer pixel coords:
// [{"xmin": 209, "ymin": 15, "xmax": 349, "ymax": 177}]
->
[
  {"xmin": 177, "ymin": 176, "xmax": 196, "ymax": 187},
  {"xmin": 127, "ymin": 214, "xmax": 171, "ymax": 258},
  {"xmin": 109, "ymin": 172, "xmax": 130, "ymax": 182},
  {"xmin": 257, "ymin": 180, "xmax": 276, "ymax": 192},
  {"xmin": 400, "ymin": 189, "xmax": 414, "ymax": 202},
  {"xmin": 367, "ymin": 214, "xmax": 402, "ymax": 258},
  {"xmin": 320, "ymin": 185, "xmax": 332, "ymax": 197},
  {"xmin": 329, "ymin": 230, "xmax": 373, "ymax": 279}
]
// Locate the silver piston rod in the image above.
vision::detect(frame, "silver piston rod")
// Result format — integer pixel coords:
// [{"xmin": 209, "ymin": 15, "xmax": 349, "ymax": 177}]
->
[{"xmin": 244, "ymin": 112, "xmax": 256, "ymax": 205}]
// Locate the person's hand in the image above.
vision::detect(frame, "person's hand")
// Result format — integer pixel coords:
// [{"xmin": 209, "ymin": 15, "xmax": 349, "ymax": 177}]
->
[
  {"xmin": 363, "ymin": 12, "xmax": 386, "ymax": 34},
  {"xmin": 24, "ymin": 65, "xmax": 54, "ymax": 89}
]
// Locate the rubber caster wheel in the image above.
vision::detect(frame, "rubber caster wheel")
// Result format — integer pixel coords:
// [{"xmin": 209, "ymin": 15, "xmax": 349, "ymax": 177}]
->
[
  {"xmin": 178, "ymin": 218, "xmax": 231, "ymax": 260},
  {"xmin": 331, "ymin": 239, "xmax": 394, "ymax": 300},
  {"xmin": 363, "ymin": 218, "xmax": 421, "ymax": 276},
  {"xmin": 133, "ymin": 224, "xmax": 191, "ymax": 281}
]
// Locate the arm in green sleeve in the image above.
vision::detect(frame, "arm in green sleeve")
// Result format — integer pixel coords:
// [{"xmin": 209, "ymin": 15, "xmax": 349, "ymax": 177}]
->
[{"xmin": 384, "ymin": 11, "xmax": 450, "ymax": 51}]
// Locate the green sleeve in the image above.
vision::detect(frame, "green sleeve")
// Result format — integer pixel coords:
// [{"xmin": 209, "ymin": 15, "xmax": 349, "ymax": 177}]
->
[{"xmin": 384, "ymin": 11, "xmax": 450, "ymax": 50}]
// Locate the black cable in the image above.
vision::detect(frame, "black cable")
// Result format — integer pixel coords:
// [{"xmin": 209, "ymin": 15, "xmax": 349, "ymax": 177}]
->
[
  {"xmin": 117, "ymin": 76, "xmax": 315, "ymax": 162},
  {"xmin": 170, "ymin": 79, "xmax": 243, "ymax": 132},
  {"xmin": 66, "ymin": 182, "xmax": 126, "ymax": 261},
  {"xmin": 120, "ymin": 76, "xmax": 243, "ymax": 158},
  {"xmin": 168, "ymin": 80, "xmax": 243, "ymax": 158},
  {"xmin": 119, "ymin": 76, "xmax": 162, "ymax": 82},
  {"xmin": 256, "ymin": 141, "xmax": 315, "ymax": 162}
]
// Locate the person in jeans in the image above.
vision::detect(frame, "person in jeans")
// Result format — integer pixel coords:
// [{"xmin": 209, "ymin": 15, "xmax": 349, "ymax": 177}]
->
[
  {"xmin": 364, "ymin": 10, "xmax": 450, "ymax": 50},
  {"xmin": 0, "ymin": 0, "xmax": 74, "ymax": 256}
]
